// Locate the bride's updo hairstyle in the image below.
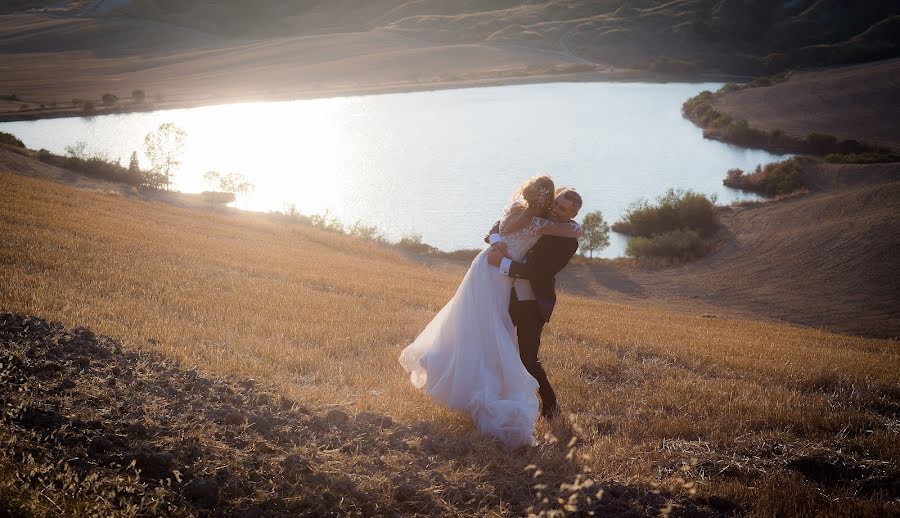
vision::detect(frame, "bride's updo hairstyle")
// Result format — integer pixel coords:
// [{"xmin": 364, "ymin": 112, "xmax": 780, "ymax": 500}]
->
[{"xmin": 512, "ymin": 175, "xmax": 555, "ymax": 212}]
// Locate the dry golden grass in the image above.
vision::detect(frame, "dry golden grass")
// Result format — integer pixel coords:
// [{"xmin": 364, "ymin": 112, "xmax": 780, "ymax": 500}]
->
[{"xmin": 1, "ymin": 170, "xmax": 898, "ymax": 515}]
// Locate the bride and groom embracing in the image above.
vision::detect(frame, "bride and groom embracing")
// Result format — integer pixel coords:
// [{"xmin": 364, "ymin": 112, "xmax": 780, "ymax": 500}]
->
[{"xmin": 399, "ymin": 175, "xmax": 584, "ymax": 449}]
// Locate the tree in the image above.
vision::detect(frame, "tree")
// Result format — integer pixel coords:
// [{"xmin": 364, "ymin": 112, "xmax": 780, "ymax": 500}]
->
[
  {"xmin": 132, "ymin": 89, "xmax": 146, "ymax": 103},
  {"xmin": 144, "ymin": 123, "xmax": 186, "ymax": 191},
  {"xmin": 101, "ymin": 93, "xmax": 119, "ymax": 106},
  {"xmin": 65, "ymin": 141, "xmax": 88, "ymax": 159},
  {"xmin": 127, "ymin": 150, "xmax": 145, "ymax": 185},
  {"xmin": 203, "ymin": 170, "xmax": 254, "ymax": 197},
  {"xmin": 128, "ymin": 151, "xmax": 140, "ymax": 174},
  {"xmin": 578, "ymin": 210, "xmax": 611, "ymax": 258}
]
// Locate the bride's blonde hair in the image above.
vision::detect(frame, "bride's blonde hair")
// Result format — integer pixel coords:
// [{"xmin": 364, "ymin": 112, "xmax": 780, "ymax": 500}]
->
[{"xmin": 511, "ymin": 175, "xmax": 555, "ymax": 212}]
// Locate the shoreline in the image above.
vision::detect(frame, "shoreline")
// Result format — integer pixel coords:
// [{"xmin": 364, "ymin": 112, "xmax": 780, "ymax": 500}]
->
[{"xmin": 0, "ymin": 68, "xmax": 747, "ymax": 124}]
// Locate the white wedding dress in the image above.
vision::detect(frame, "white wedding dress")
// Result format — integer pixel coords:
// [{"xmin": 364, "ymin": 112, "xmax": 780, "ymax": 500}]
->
[{"xmin": 399, "ymin": 213, "xmax": 553, "ymax": 449}]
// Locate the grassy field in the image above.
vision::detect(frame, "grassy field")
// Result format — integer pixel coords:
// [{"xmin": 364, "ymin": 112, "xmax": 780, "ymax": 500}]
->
[{"xmin": 1, "ymin": 170, "xmax": 898, "ymax": 516}]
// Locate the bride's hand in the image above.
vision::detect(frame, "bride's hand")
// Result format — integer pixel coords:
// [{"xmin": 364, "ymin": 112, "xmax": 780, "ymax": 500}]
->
[
  {"xmin": 571, "ymin": 222, "xmax": 584, "ymax": 237},
  {"xmin": 487, "ymin": 246, "xmax": 505, "ymax": 266}
]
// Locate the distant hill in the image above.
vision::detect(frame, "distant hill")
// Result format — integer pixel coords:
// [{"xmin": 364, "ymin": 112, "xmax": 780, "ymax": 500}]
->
[{"xmin": 110, "ymin": 0, "xmax": 900, "ymax": 75}]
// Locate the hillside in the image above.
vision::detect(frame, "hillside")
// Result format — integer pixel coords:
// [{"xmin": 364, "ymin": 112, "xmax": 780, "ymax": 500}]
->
[
  {"xmin": 562, "ymin": 160, "xmax": 900, "ymax": 339},
  {"xmin": 709, "ymin": 58, "xmax": 900, "ymax": 151},
  {"xmin": 1, "ymin": 165, "xmax": 899, "ymax": 515},
  {"xmin": 2, "ymin": 1, "xmax": 899, "ymax": 121},
  {"xmin": 109, "ymin": 0, "xmax": 900, "ymax": 76}
]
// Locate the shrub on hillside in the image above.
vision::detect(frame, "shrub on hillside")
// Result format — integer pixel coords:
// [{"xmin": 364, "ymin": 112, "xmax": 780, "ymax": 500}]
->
[
  {"xmin": 274, "ymin": 203, "xmax": 312, "ymax": 225},
  {"xmin": 37, "ymin": 148, "xmax": 148, "ymax": 187},
  {"xmin": 0, "ymin": 132, "xmax": 25, "ymax": 148},
  {"xmin": 724, "ymin": 157, "xmax": 805, "ymax": 196},
  {"xmin": 724, "ymin": 119, "xmax": 768, "ymax": 147},
  {"xmin": 398, "ymin": 234, "xmax": 438, "ymax": 255},
  {"xmin": 348, "ymin": 222, "xmax": 384, "ymax": 242},
  {"xmin": 625, "ymin": 229, "xmax": 708, "ymax": 261},
  {"xmin": 82, "ymin": 101, "xmax": 96, "ymax": 115},
  {"xmin": 309, "ymin": 211, "xmax": 345, "ymax": 233},
  {"xmin": 613, "ymin": 189, "xmax": 719, "ymax": 238},
  {"xmin": 718, "ymin": 82, "xmax": 744, "ymax": 94},
  {"xmin": 101, "ymin": 93, "xmax": 119, "ymax": 107}
]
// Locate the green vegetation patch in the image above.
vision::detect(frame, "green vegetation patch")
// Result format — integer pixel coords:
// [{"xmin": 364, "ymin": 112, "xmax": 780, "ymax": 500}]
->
[
  {"xmin": 613, "ymin": 189, "xmax": 719, "ymax": 238},
  {"xmin": 613, "ymin": 189, "xmax": 719, "ymax": 262},
  {"xmin": 625, "ymin": 228, "xmax": 708, "ymax": 261},
  {"xmin": 0, "ymin": 131, "xmax": 25, "ymax": 149},
  {"xmin": 37, "ymin": 148, "xmax": 149, "ymax": 187},
  {"xmin": 724, "ymin": 157, "xmax": 806, "ymax": 197}
]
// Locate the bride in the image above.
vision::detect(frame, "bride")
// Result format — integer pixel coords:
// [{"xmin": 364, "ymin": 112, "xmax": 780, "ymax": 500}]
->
[{"xmin": 398, "ymin": 176, "xmax": 583, "ymax": 448}]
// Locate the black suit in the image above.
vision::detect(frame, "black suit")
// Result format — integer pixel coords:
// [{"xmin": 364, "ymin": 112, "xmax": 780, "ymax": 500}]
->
[{"xmin": 485, "ymin": 222, "xmax": 578, "ymax": 416}]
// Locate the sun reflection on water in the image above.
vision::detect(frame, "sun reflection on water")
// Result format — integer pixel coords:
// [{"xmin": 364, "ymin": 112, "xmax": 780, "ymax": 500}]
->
[{"xmin": 173, "ymin": 100, "xmax": 354, "ymax": 213}]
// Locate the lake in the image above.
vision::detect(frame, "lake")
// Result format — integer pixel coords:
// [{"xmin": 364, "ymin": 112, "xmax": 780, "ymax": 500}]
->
[{"xmin": 0, "ymin": 82, "xmax": 787, "ymax": 257}]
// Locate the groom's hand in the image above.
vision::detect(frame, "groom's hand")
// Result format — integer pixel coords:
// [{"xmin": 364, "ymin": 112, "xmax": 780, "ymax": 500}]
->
[{"xmin": 487, "ymin": 246, "xmax": 506, "ymax": 267}]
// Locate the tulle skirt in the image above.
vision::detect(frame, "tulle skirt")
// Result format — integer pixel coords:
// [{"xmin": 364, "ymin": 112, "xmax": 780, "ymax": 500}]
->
[{"xmin": 399, "ymin": 248, "xmax": 539, "ymax": 448}]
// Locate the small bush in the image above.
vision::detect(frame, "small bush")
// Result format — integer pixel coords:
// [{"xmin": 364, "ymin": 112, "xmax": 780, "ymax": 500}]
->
[
  {"xmin": 274, "ymin": 203, "xmax": 312, "ymax": 225},
  {"xmin": 0, "ymin": 132, "xmax": 25, "ymax": 148},
  {"xmin": 132, "ymin": 89, "xmax": 146, "ymax": 103},
  {"xmin": 37, "ymin": 148, "xmax": 150, "ymax": 187},
  {"xmin": 724, "ymin": 119, "xmax": 767, "ymax": 147},
  {"xmin": 82, "ymin": 101, "xmax": 96, "ymax": 114},
  {"xmin": 101, "ymin": 93, "xmax": 119, "ymax": 107},
  {"xmin": 625, "ymin": 229, "xmax": 708, "ymax": 261},
  {"xmin": 724, "ymin": 157, "xmax": 805, "ymax": 196},
  {"xmin": 309, "ymin": 211, "xmax": 345, "ymax": 233},
  {"xmin": 398, "ymin": 234, "xmax": 438, "ymax": 255},
  {"xmin": 613, "ymin": 189, "xmax": 719, "ymax": 238},
  {"xmin": 348, "ymin": 222, "xmax": 383, "ymax": 242},
  {"xmin": 718, "ymin": 82, "xmax": 744, "ymax": 94}
]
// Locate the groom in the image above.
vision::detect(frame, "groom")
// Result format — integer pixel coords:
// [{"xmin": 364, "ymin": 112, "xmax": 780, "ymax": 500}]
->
[{"xmin": 485, "ymin": 187, "xmax": 583, "ymax": 419}]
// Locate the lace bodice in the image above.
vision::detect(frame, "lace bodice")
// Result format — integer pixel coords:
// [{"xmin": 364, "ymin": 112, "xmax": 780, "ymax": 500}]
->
[{"xmin": 501, "ymin": 217, "xmax": 553, "ymax": 262}]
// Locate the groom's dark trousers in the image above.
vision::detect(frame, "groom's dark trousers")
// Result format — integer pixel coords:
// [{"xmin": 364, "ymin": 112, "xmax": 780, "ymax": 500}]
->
[{"xmin": 509, "ymin": 292, "xmax": 557, "ymax": 416}]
